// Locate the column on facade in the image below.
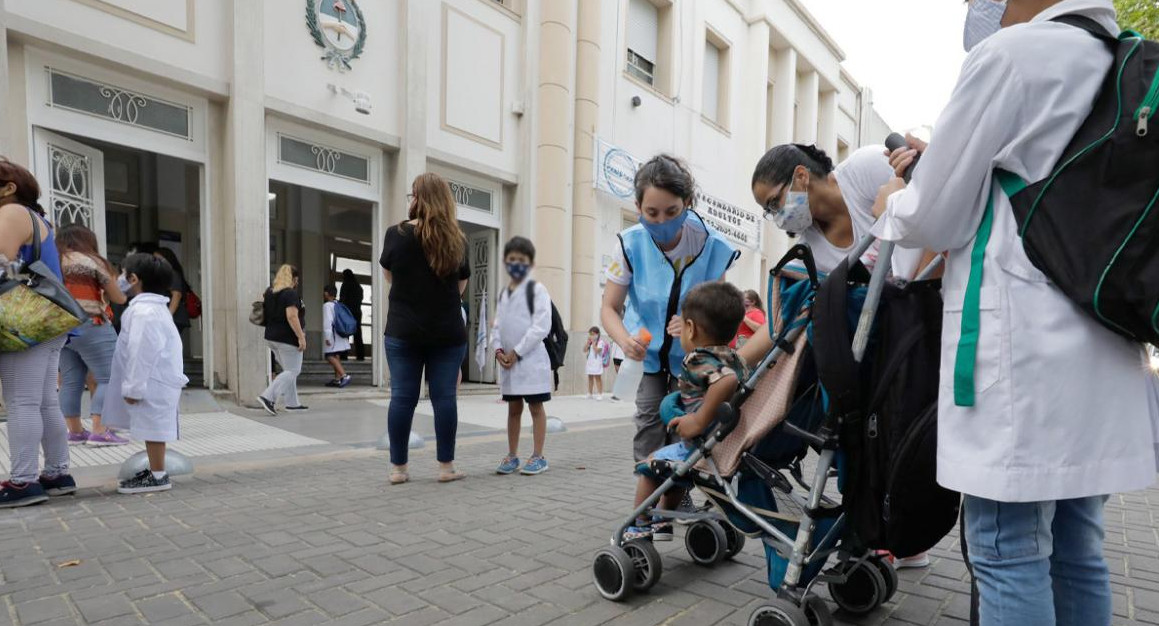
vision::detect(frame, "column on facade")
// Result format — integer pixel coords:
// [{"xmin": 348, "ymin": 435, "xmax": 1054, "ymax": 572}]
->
[
  {"xmin": 743, "ymin": 20, "xmax": 771, "ymax": 168},
  {"xmin": 224, "ymin": 0, "xmax": 269, "ymax": 402},
  {"xmin": 795, "ymin": 70, "xmax": 819, "ymax": 145},
  {"xmin": 534, "ymin": 0, "xmax": 576, "ymax": 319},
  {"xmin": 398, "ymin": 0, "xmax": 429, "ymax": 213},
  {"xmin": 818, "ymin": 89, "xmax": 838, "ymax": 158},
  {"xmin": 769, "ymin": 47, "xmax": 797, "ymax": 147},
  {"xmin": 570, "ymin": 0, "xmax": 599, "ymax": 330},
  {"xmin": 0, "ymin": 9, "xmax": 10, "ymax": 157}
]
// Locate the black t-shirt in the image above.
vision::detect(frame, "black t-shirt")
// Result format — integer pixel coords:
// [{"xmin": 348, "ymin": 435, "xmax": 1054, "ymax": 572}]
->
[
  {"xmin": 170, "ymin": 272, "xmax": 190, "ymax": 329},
  {"xmin": 264, "ymin": 288, "xmax": 306, "ymax": 346},
  {"xmin": 379, "ymin": 223, "xmax": 471, "ymax": 346}
]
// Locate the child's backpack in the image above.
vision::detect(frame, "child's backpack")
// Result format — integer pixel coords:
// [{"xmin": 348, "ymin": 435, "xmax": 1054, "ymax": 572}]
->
[
  {"xmin": 525, "ymin": 280, "xmax": 569, "ymax": 380},
  {"xmin": 332, "ymin": 302, "xmax": 358, "ymax": 339},
  {"xmin": 812, "ymin": 257, "xmax": 960, "ymax": 558},
  {"xmin": 975, "ymin": 18, "xmax": 1159, "ymax": 354}
]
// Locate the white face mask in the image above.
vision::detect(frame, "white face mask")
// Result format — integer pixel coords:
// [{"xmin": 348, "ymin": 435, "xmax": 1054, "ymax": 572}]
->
[
  {"xmin": 772, "ymin": 190, "xmax": 813, "ymax": 234},
  {"xmin": 117, "ymin": 272, "xmax": 132, "ymax": 293},
  {"xmin": 964, "ymin": 0, "xmax": 1008, "ymax": 52}
]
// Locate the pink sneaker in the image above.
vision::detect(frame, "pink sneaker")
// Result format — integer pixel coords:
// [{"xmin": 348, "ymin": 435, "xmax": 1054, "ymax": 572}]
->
[
  {"xmin": 86, "ymin": 430, "xmax": 130, "ymax": 447},
  {"xmin": 67, "ymin": 430, "xmax": 91, "ymax": 446}
]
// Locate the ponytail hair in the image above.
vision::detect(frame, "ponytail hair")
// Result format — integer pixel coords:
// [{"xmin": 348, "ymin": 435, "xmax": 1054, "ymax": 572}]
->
[
  {"xmin": 634, "ymin": 154, "xmax": 697, "ymax": 206},
  {"xmin": 751, "ymin": 144, "xmax": 835, "ymax": 189}
]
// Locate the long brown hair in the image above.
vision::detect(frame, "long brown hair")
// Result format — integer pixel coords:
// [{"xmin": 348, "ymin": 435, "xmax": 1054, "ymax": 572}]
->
[
  {"xmin": 56, "ymin": 224, "xmax": 114, "ymax": 275},
  {"xmin": 409, "ymin": 173, "xmax": 466, "ymax": 279}
]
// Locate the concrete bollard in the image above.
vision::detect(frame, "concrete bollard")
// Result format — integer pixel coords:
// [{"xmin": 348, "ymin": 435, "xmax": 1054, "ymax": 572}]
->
[
  {"xmin": 546, "ymin": 417, "xmax": 567, "ymax": 433},
  {"xmin": 117, "ymin": 450, "xmax": 194, "ymax": 481},
  {"xmin": 376, "ymin": 429, "xmax": 426, "ymax": 451}
]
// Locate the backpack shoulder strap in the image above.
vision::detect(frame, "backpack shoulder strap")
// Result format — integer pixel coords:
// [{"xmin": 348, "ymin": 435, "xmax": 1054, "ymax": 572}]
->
[
  {"xmin": 25, "ymin": 207, "xmax": 42, "ymax": 264},
  {"xmin": 811, "ymin": 258, "xmax": 860, "ymax": 419},
  {"xmin": 1051, "ymin": 14, "xmax": 1117, "ymax": 42},
  {"xmin": 525, "ymin": 280, "xmax": 536, "ymax": 316}
]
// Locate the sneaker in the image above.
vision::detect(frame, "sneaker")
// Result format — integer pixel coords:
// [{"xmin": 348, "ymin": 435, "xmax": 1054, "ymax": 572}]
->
[
  {"xmin": 894, "ymin": 553, "xmax": 931, "ymax": 569},
  {"xmin": 520, "ymin": 456, "xmax": 549, "ymax": 475},
  {"xmin": 675, "ymin": 492, "xmax": 698, "ymax": 525},
  {"xmin": 337, "ymin": 375, "xmax": 351, "ymax": 388},
  {"xmin": 652, "ymin": 520, "xmax": 674, "ymax": 542},
  {"xmin": 284, "ymin": 405, "xmax": 309, "ymax": 412},
  {"xmin": 38, "ymin": 474, "xmax": 77, "ymax": 496},
  {"xmin": 325, "ymin": 379, "xmax": 341, "ymax": 388},
  {"xmin": 585, "ymin": 393, "xmax": 593, "ymax": 399},
  {"xmin": 623, "ymin": 524, "xmax": 654, "ymax": 542},
  {"xmin": 67, "ymin": 430, "xmax": 91, "ymax": 446},
  {"xmin": 495, "ymin": 455, "xmax": 521, "ymax": 475},
  {"xmin": 0, "ymin": 480, "xmax": 49, "ymax": 508},
  {"xmin": 86, "ymin": 430, "xmax": 130, "ymax": 447},
  {"xmin": 117, "ymin": 470, "xmax": 171, "ymax": 494},
  {"xmin": 610, "ymin": 396, "xmax": 621, "ymax": 403},
  {"xmin": 595, "ymin": 394, "xmax": 604, "ymax": 401},
  {"xmin": 257, "ymin": 396, "xmax": 276, "ymax": 416}
]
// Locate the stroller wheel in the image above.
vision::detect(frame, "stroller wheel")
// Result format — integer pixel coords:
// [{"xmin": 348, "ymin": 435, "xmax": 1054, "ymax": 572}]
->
[
  {"xmin": 722, "ymin": 523, "xmax": 746, "ymax": 560},
  {"xmin": 802, "ymin": 594, "xmax": 834, "ymax": 626},
  {"xmin": 592, "ymin": 545, "xmax": 635, "ymax": 601},
  {"xmin": 622, "ymin": 539, "xmax": 663, "ymax": 592},
  {"xmin": 868, "ymin": 553, "xmax": 899, "ymax": 604},
  {"xmin": 685, "ymin": 519, "xmax": 728, "ymax": 566},
  {"xmin": 748, "ymin": 599, "xmax": 810, "ymax": 626},
  {"xmin": 829, "ymin": 558, "xmax": 887, "ymax": 615}
]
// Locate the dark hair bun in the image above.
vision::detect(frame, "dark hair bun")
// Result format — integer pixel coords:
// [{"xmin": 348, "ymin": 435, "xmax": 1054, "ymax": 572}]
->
[{"xmin": 794, "ymin": 144, "xmax": 834, "ymax": 173}]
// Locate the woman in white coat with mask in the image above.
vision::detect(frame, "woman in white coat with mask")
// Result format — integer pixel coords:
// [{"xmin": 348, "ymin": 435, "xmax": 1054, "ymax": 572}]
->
[{"xmin": 872, "ymin": 1, "xmax": 1158, "ymax": 623}]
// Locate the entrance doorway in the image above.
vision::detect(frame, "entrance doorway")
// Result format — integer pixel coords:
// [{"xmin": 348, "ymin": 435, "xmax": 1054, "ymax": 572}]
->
[
  {"xmin": 462, "ymin": 221, "xmax": 497, "ymax": 384},
  {"xmin": 31, "ymin": 128, "xmax": 207, "ymax": 386},
  {"xmin": 268, "ymin": 181, "xmax": 376, "ymax": 387}
]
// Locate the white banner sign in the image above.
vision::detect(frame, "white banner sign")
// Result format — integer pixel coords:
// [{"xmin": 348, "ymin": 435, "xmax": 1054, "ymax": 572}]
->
[
  {"xmin": 594, "ymin": 137, "xmax": 641, "ymax": 199},
  {"xmin": 695, "ymin": 190, "xmax": 762, "ymax": 250},
  {"xmin": 594, "ymin": 137, "xmax": 760, "ymax": 249}
]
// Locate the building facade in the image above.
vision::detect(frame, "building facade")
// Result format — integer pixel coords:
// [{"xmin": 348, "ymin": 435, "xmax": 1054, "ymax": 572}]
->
[{"xmin": 0, "ymin": 0, "xmax": 890, "ymax": 402}]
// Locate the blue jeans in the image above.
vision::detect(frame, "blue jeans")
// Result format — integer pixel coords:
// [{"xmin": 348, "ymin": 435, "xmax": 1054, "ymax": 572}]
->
[
  {"xmin": 964, "ymin": 495, "xmax": 1111, "ymax": 626},
  {"xmin": 59, "ymin": 321, "xmax": 118, "ymax": 418},
  {"xmin": 384, "ymin": 337, "xmax": 466, "ymax": 465}
]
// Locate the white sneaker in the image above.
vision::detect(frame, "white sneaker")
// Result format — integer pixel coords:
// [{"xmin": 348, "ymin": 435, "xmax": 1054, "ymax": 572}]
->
[
  {"xmin": 595, "ymin": 394, "xmax": 604, "ymax": 401},
  {"xmin": 893, "ymin": 553, "xmax": 930, "ymax": 569},
  {"xmin": 585, "ymin": 393, "xmax": 593, "ymax": 399}
]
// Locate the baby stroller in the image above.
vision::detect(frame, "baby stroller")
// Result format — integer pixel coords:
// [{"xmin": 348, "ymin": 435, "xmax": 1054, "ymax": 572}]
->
[{"xmin": 592, "ymin": 238, "xmax": 938, "ymax": 625}]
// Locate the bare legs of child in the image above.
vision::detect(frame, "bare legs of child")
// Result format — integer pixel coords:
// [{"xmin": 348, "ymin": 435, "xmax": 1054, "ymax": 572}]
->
[
  {"xmin": 497, "ymin": 399, "xmax": 550, "ymax": 475},
  {"xmin": 325, "ymin": 354, "xmax": 350, "ymax": 388},
  {"xmin": 627, "ymin": 472, "xmax": 681, "ymax": 541}
]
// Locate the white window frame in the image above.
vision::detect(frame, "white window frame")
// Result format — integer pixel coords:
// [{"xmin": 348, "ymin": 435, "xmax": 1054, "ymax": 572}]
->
[
  {"xmin": 702, "ymin": 27, "xmax": 731, "ymax": 131},
  {"xmin": 626, "ymin": 0, "xmax": 659, "ymax": 86}
]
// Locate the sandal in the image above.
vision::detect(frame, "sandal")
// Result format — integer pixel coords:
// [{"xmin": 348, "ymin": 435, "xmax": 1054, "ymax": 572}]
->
[
  {"xmin": 389, "ymin": 465, "xmax": 409, "ymax": 485},
  {"xmin": 438, "ymin": 463, "xmax": 465, "ymax": 483}
]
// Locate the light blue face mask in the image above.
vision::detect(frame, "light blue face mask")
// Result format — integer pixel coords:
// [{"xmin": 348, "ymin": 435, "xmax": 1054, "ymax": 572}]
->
[
  {"xmin": 964, "ymin": 0, "xmax": 1008, "ymax": 52},
  {"xmin": 639, "ymin": 209, "xmax": 689, "ymax": 246}
]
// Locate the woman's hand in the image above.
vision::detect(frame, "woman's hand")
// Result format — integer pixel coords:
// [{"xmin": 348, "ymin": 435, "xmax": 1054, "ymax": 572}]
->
[
  {"xmin": 666, "ymin": 315, "xmax": 683, "ymax": 337},
  {"xmin": 297, "ymin": 335, "xmax": 306, "ymax": 353},
  {"xmin": 621, "ymin": 336, "xmax": 647, "ymax": 361},
  {"xmin": 884, "ymin": 132, "xmax": 928, "ymax": 179},
  {"xmin": 873, "ymin": 177, "xmax": 907, "ymax": 219}
]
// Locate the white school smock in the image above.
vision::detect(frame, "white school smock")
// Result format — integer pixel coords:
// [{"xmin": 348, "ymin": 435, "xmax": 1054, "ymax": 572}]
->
[
  {"xmin": 102, "ymin": 293, "xmax": 189, "ymax": 442},
  {"xmin": 491, "ymin": 279, "xmax": 553, "ymax": 396},
  {"xmin": 872, "ymin": 0, "xmax": 1158, "ymax": 502},
  {"xmin": 322, "ymin": 301, "xmax": 351, "ymax": 354}
]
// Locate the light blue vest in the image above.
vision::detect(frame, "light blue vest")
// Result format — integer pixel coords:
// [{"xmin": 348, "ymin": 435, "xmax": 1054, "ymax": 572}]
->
[{"xmin": 619, "ymin": 211, "xmax": 739, "ymax": 374}]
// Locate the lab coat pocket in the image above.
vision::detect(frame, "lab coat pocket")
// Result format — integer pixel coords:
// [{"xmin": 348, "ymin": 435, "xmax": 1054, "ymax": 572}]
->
[{"xmin": 941, "ymin": 287, "xmax": 1003, "ymax": 396}]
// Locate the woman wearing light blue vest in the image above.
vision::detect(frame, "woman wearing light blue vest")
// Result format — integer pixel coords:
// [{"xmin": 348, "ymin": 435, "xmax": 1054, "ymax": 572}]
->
[{"xmin": 601, "ymin": 155, "xmax": 739, "ymax": 467}]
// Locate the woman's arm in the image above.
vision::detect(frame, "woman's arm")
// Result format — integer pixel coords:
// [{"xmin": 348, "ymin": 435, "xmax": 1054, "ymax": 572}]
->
[
  {"xmin": 738, "ymin": 321, "xmax": 774, "ymax": 368},
  {"xmin": 600, "ymin": 281, "xmax": 646, "ymax": 361},
  {"xmin": 167, "ymin": 290, "xmax": 182, "ymax": 315},
  {"xmin": 102, "ymin": 268, "xmax": 128, "ymax": 305},
  {"xmin": 0, "ymin": 204, "xmax": 33, "ymax": 262},
  {"xmin": 286, "ymin": 305, "xmax": 306, "ymax": 351},
  {"xmin": 742, "ymin": 311, "xmax": 764, "ymax": 332},
  {"xmin": 382, "ymin": 268, "xmax": 393, "ymax": 283}
]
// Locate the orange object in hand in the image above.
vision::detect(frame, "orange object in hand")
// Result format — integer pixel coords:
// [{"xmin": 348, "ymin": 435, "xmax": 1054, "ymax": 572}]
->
[{"xmin": 636, "ymin": 328, "xmax": 653, "ymax": 345}]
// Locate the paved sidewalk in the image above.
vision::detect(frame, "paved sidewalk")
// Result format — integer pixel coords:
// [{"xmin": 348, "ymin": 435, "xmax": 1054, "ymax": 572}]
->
[{"xmin": 1, "ymin": 422, "xmax": 1157, "ymax": 625}]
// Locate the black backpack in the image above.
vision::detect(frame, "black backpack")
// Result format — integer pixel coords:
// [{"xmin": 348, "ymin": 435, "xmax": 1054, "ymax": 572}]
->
[
  {"xmin": 525, "ymin": 281, "xmax": 568, "ymax": 385},
  {"xmin": 997, "ymin": 16, "xmax": 1159, "ymax": 345},
  {"xmin": 812, "ymin": 258, "xmax": 960, "ymax": 558}
]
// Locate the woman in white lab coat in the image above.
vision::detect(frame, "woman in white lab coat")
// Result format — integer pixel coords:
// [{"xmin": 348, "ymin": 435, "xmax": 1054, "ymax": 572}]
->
[{"xmin": 871, "ymin": 1, "xmax": 1157, "ymax": 622}]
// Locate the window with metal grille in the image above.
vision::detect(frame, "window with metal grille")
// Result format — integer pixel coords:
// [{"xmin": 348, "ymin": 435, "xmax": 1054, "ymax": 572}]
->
[{"xmin": 626, "ymin": 0, "xmax": 658, "ymax": 86}]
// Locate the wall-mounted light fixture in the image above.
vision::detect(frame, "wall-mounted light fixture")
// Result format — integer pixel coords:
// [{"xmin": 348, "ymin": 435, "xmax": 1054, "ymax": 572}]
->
[{"xmin": 327, "ymin": 83, "xmax": 372, "ymax": 115}]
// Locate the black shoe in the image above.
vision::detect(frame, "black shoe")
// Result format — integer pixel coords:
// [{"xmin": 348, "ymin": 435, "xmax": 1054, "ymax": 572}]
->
[
  {"xmin": 117, "ymin": 470, "xmax": 171, "ymax": 494},
  {"xmin": 675, "ymin": 492, "xmax": 698, "ymax": 525},
  {"xmin": 325, "ymin": 379, "xmax": 341, "ymax": 388},
  {"xmin": 285, "ymin": 405, "xmax": 309, "ymax": 412},
  {"xmin": 0, "ymin": 480, "xmax": 49, "ymax": 508},
  {"xmin": 38, "ymin": 474, "xmax": 77, "ymax": 496},
  {"xmin": 257, "ymin": 396, "xmax": 277, "ymax": 416}
]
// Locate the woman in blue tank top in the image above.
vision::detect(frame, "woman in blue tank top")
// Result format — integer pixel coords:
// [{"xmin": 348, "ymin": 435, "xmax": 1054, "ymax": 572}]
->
[{"xmin": 0, "ymin": 158, "xmax": 75, "ymax": 508}]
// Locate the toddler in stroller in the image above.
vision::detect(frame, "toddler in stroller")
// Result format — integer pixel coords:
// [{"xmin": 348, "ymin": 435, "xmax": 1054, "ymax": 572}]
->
[
  {"xmin": 593, "ymin": 241, "xmax": 911, "ymax": 625},
  {"xmin": 623, "ymin": 281, "xmax": 750, "ymax": 543}
]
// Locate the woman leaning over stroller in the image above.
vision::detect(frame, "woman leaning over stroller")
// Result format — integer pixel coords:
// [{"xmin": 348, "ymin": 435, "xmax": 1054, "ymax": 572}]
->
[{"xmin": 600, "ymin": 155, "xmax": 739, "ymax": 525}]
